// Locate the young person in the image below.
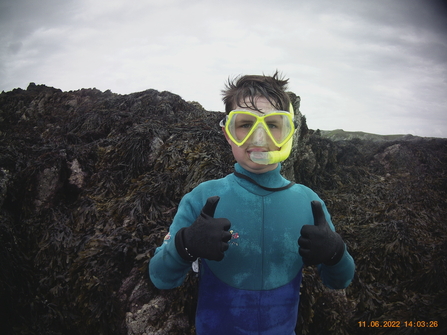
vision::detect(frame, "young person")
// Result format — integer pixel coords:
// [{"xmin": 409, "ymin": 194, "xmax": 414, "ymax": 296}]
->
[{"xmin": 149, "ymin": 72, "xmax": 355, "ymax": 334}]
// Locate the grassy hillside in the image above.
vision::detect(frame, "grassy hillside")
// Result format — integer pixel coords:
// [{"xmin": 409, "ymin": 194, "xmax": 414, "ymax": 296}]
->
[{"xmin": 319, "ymin": 129, "xmax": 420, "ymax": 141}]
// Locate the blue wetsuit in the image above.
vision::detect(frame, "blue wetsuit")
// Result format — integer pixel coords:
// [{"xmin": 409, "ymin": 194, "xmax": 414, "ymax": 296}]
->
[{"xmin": 149, "ymin": 163, "xmax": 355, "ymax": 334}]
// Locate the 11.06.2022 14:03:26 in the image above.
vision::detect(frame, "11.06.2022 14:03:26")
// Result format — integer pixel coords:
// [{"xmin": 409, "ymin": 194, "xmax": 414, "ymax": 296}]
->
[{"xmin": 358, "ymin": 321, "xmax": 439, "ymax": 328}]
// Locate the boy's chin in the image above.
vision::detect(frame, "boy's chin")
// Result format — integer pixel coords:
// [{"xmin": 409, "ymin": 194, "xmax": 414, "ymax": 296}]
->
[{"xmin": 242, "ymin": 157, "xmax": 278, "ymax": 173}]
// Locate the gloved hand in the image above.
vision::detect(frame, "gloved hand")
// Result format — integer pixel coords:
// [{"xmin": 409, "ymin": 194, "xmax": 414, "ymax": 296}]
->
[
  {"xmin": 175, "ymin": 196, "xmax": 232, "ymax": 262},
  {"xmin": 298, "ymin": 200, "xmax": 345, "ymax": 266}
]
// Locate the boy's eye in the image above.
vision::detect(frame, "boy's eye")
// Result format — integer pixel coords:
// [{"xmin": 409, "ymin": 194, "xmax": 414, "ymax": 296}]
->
[{"xmin": 239, "ymin": 122, "xmax": 253, "ymax": 129}]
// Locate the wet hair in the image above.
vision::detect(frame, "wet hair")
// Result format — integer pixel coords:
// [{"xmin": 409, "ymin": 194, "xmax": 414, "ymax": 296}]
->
[{"xmin": 222, "ymin": 70, "xmax": 291, "ymax": 114}]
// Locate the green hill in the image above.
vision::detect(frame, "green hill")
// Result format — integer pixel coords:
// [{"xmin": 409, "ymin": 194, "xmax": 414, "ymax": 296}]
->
[{"xmin": 319, "ymin": 129, "xmax": 418, "ymax": 141}]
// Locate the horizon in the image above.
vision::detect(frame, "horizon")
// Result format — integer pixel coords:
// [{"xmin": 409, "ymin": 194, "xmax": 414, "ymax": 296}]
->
[{"xmin": 3, "ymin": 81, "xmax": 446, "ymax": 139}]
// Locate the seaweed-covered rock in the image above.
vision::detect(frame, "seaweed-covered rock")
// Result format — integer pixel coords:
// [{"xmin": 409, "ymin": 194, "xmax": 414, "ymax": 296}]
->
[{"xmin": 1, "ymin": 84, "xmax": 446, "ymax": 334}]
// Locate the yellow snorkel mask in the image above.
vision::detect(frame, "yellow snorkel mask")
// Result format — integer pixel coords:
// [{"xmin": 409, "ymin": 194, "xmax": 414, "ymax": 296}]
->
[{"xmin": 220, "ymin": 103, "xmax": 296, "ymax": 165}]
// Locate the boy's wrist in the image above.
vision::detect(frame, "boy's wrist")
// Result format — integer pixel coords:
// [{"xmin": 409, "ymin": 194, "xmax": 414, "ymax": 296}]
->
[{"xmin": 175, "ymin": 228, "xmax": 197, "ymax": 262}]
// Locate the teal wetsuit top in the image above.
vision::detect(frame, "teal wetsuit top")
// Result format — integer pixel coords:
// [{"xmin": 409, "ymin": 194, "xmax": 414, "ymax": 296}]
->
[{"xmin": 149, "ymin": 163, "xmax": 355, "ymax": 334}]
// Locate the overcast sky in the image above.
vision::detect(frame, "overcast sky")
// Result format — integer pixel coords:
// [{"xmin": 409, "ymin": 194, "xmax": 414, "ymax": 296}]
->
[{"xmin": 1, "ymin": 0, "xmax": 447, "ymax": 138}]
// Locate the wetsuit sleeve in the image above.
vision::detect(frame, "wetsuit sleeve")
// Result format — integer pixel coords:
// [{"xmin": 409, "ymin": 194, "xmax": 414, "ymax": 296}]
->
[
  {"xmin": 318, "ymin": 247, "xmax": 355, "ymax": 289},
  {"xmin": 149, "ymin": 192, "xmax": 201, "ymax": 289},
  {"xmin": 310, "ymin": 192, "xmax": 355, "ymax": 289}
]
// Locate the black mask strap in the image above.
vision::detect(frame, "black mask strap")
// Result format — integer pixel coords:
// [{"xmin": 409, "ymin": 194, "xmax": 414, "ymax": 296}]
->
[{"xmin": 234, "ymin": 171, "xmax": 295, "ymax": 192}]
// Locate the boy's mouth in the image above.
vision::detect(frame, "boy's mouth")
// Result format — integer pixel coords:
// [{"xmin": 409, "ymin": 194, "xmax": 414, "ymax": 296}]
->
[
  {"xmin": 247, "ymin": 147, "xmax": 270, "ymax": 164},
  {"xmin": 247, "ymin": 147, "xmax": 268, "ymax": 154}
]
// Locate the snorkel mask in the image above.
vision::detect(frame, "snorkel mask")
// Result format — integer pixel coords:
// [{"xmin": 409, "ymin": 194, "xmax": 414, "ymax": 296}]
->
[{"xmin": 220, "ymin": 103, "xmax": 296, "ymax": 165}]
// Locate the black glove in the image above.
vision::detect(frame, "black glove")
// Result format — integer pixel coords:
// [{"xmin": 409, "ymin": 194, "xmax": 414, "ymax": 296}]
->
[
  {"xmin": 175, "ymin": 196, "xmax": 232, "ymax": 262},
  {"xmin": 298, "ymin": 201, "xmax": 345, "ymax": 266}
]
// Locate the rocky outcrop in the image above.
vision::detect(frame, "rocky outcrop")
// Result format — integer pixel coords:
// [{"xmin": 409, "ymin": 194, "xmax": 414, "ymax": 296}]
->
[{"xmin": 1, "ymin": 84, "xmax": 446, "ymax": 334}]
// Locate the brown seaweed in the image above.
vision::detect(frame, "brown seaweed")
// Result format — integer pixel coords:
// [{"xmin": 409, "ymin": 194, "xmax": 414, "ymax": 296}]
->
[{"xmin": 1, "ymin": 83, "xmax": 446, "ymax": 334}]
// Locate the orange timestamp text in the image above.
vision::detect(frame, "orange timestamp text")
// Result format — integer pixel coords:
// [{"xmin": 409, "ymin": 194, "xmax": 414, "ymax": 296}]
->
[{"xmin": 358, "ymin": 320, "xmax": 439, "ymax": 328}]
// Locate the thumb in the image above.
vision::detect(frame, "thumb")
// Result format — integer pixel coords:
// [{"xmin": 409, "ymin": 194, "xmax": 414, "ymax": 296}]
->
[
  {"xmin": 311, "ymin": 200, "xmax": 327, "ymax": 227},
  {"xmin": 201, "ymin": 196, "xmax": 220, "ymax": 217}
]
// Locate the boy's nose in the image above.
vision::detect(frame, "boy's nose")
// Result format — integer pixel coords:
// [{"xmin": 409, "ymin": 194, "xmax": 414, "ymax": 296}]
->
[{"xmin": 249, "ymin": 126, "xmax": 268, "ymax": 146}]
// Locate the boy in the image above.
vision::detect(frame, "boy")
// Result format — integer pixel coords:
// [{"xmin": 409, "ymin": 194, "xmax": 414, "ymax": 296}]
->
[{"xmin": 149, "ymin": 72, "xmax": 355, "ymax": 334}]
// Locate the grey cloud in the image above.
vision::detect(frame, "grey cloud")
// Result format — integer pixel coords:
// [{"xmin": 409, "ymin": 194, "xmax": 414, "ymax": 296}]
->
[
  {"xmin": 0, "ymin": 0, "xmax": 76, "ymax": 40},
  {"xmin": 7, "ymin": 42, "xmax": 23, "ymax": 55}
]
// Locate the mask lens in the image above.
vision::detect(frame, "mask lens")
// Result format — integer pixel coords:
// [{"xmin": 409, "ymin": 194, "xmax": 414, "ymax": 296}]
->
[
  {"xmin": 264, "ymin": 114, "xmax": 292, "ymax": 144},
  {"xmin": 231, "ymin": 113, "xmax": 257, "ymax": 142},
  {"xmin": 227, "ymin": 111, "xmax": 294, "ymax": 146}
]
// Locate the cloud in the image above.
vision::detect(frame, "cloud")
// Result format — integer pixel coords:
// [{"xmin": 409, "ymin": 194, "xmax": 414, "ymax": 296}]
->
[
  {"xmin": 0, "ymin": 0, "xmax": 76, "ymax": 39},
  {"xmin": 0, "ymin": 0, "xmax": 446, "ymax": 137}
]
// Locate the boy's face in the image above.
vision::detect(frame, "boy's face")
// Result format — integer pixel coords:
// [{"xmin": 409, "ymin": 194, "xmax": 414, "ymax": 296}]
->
[{"xmin": 222, "ymin": 97, "xmax": 280, "ymax": 174}]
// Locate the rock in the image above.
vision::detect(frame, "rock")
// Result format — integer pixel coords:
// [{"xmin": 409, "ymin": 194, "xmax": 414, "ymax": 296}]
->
[{"xmin": 1, "ymin": 84, "xmax": 446, "ymax": 334}]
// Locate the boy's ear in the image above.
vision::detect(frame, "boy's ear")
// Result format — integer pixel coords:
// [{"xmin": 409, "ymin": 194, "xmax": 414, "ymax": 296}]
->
[{"xmin": 222, "ymin": 127, "xmax": 232, "ymax": 145}]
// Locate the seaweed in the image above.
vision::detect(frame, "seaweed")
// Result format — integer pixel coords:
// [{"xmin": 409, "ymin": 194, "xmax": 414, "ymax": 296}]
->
[{"xmin": 1, "ymin": 84, "xmax": 446, "ymax": 334}]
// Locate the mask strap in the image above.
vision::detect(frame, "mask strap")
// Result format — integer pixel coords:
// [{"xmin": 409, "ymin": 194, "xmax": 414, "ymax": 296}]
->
[{"xmin": 234, "ymin": 171, "xmax": 295, "ymax": 192}]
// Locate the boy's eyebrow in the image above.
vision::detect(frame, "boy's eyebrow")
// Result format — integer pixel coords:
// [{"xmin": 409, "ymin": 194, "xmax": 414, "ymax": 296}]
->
[
  {"xmin": 237, "ymin": 115, "xmax": 256, "ymax": 122},
  {"xmin": 233, "ymin": 108, "xmax": 266, "ymax": 115}
]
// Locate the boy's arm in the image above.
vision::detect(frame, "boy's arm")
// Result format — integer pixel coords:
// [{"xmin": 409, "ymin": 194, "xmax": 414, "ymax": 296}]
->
[
  {"xmin": 318, "ymin": 248, "xmax": 355, "ymax": 289},
  {"xmin": 299, "ymin": 200, "xmax": 355, "ymax": 289},
  {"xmin": 149, "ymin": 194, "xmax": 199, "ymax": 290},
  {"xmin": 149, "ymin": 193, "xmax": 232, "ymax": 289},
  {"xmin": 149, "ymin": 234, "xmax": 193, "ymax": 289}
]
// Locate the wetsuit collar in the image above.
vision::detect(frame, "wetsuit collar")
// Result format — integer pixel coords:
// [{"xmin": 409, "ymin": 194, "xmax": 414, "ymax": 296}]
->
[{"xmin": 233, "ymin": 163, "xmax": 293, "ymax": 193}]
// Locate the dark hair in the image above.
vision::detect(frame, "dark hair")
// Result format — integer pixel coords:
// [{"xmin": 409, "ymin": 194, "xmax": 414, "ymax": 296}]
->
[{"xmin": 221, "ymin": 70, "xmax": 291, "ymax": 114}]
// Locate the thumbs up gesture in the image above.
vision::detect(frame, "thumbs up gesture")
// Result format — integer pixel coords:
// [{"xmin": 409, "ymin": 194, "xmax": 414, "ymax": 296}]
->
[
  {"xmin": 175, "ymin": 196, "xmax": 232, "ymax": 262},
  {"xmin": 298, "ymin": 201, "xmax": 345, "ymax": 266}
]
